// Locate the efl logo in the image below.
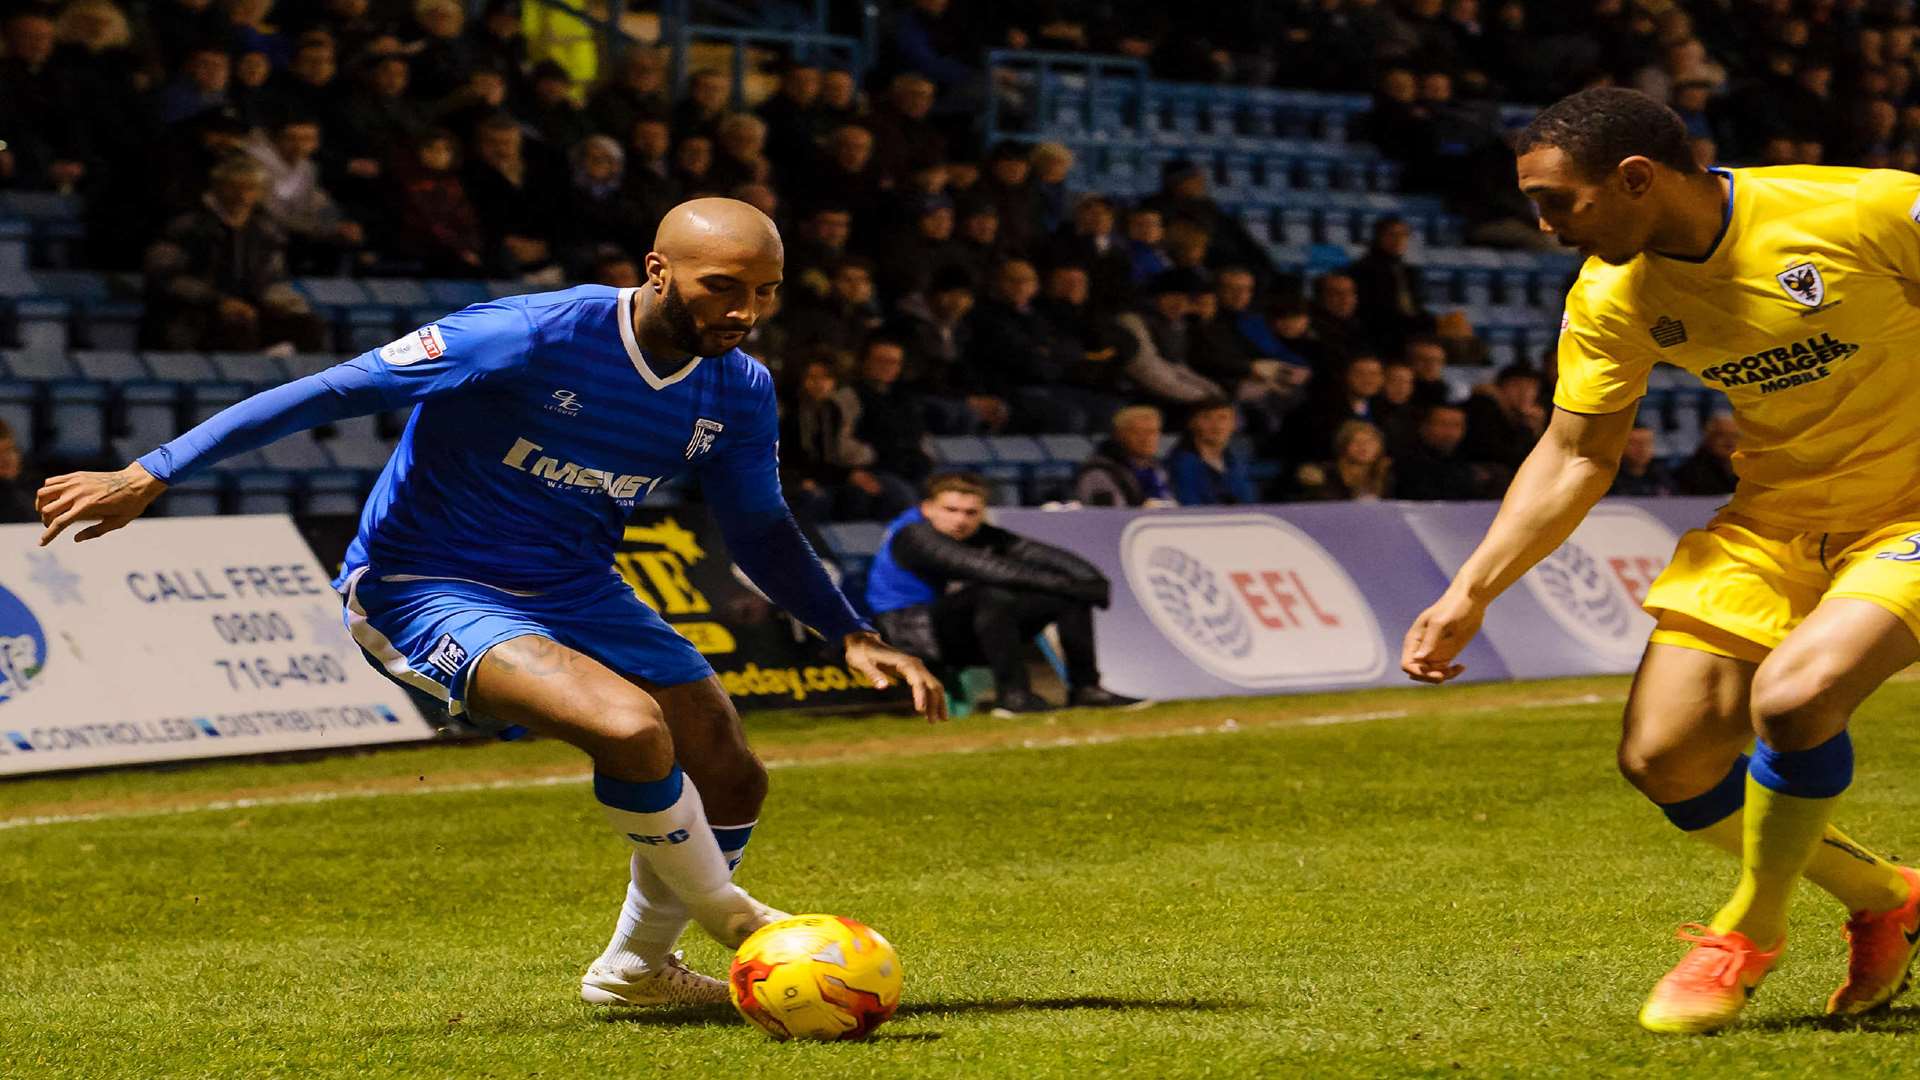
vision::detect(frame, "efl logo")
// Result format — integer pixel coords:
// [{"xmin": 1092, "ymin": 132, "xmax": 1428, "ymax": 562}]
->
[
  {"xmin": 1519, "ymin": 504, "xmax": 1672, "ymax": 663},
  {"xmin": 379, "ymin": 324, "xmax": 447, "ymax": 366},
  {"xmin": 1121, "ymin": 514, "xmax": 1387, "ymax": 689}
]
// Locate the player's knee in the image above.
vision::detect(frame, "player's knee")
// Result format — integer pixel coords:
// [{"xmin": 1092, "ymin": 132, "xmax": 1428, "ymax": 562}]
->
[
  {"xmin": 594, "ymin": 696, "xmax": 673, "ymax": 778},
  {"xmin": 1617, "ymin": 738, "xmax": 1723, "ymax": 803},
  {"xmin": 1750, "ymin": 660, "xmax": 1851, "ymax": 748}
]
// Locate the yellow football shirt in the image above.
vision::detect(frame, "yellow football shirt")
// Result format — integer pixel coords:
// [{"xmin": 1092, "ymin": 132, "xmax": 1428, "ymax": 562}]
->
[{"xmin": 1555, "ymin": 165, "xmax": 1920, "ymax": 533}]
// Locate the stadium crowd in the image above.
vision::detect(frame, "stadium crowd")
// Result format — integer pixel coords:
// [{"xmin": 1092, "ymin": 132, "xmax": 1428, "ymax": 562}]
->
[{"xmin": 1, "ymin": 0, "xmax": 1868, "ymax": 521}]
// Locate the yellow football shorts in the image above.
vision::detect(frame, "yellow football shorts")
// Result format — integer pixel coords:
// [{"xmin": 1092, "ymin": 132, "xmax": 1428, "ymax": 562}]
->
[{"xmin": 1643, "ymin": 514, "xmax": 1920, "ymax": 663}]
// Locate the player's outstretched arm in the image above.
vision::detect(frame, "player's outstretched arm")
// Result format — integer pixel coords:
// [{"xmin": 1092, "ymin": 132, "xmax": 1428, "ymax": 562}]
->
[
  {"xmin": 35, "ymin": 462, "xmax": 168, "ymax": 545},
  {"xmin": 1402, "ymin": 403, "xmax": 1636, "ymax": 683},
  {"xmin": 842, "ymin": 631, "xmax": 949, "ymax": 724}
]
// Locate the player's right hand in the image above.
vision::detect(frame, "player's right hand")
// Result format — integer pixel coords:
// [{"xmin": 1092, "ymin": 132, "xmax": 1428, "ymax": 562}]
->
[
  {"xmin": 36, "ymin": 463, "xmax": 168, "ymax": 546},
  {"xmin": 1401, "ymin": 592, "xmax": 1485, "ymax": 684}
]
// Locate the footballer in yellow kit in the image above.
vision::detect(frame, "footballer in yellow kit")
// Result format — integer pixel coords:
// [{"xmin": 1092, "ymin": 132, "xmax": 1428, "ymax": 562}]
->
[{"xmin": 1403, "ymin": 87, "xmax": 1920, "ymax": 1036}]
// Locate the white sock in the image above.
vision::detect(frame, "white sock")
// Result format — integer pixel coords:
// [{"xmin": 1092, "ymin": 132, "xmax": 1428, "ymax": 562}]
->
[
  {"xmin": 597, "ymin": 823, "xmax": 755, "ymax": 971},
  {"xmin": 593, "ymin": 767, "xmax": 760, "ymax": 948}
]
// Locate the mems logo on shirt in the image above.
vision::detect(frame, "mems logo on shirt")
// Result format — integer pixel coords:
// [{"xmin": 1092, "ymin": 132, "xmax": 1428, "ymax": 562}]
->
[
  {"xmin": 379, "ymin": 325, "xmax": 447, "ymax": 366},
  {"xmin": 501, "ymin": 437, "xmax": 657, "ymax": 501},
  {"xmin": 1697, "ymin": 332, "xmax": 1861, "ymax": 395}
]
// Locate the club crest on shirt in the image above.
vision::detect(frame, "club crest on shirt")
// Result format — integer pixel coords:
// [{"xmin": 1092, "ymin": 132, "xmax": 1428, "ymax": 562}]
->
[
  {"xmin": 1776, "ymin": 262, "xmax": 1826, "ymax": 308},
  {"xmin": 379, "ymin": 324, "xmax": 447, "ymax": 366},
  {"xmin": 684, "ymin": 418, "xmax": 724, "ymax": 459}
]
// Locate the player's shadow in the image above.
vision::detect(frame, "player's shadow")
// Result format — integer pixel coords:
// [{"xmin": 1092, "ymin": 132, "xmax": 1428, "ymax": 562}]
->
[
  {"xmin": 1743, "ymin": 1003, "xmax": 1920, "ymax": 1034},
  {"xmin": 895, "ymin": 995, "xmax": 1248, "ymax": 1017}
]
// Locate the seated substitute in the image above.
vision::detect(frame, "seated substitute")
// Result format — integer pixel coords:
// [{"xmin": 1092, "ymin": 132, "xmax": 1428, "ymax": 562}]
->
[{"xmin": 866, "ymin": 472, "xmax": 1144, "ymax": 716}]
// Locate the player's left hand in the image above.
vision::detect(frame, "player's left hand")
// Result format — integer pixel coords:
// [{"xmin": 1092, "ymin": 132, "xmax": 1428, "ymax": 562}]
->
[{"xmin": 843, "ymin": 631, "xmax": 949, "ymax": 724}]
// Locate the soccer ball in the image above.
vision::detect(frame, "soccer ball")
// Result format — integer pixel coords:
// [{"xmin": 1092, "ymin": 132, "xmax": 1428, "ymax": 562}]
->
[{"xmin": 728, "ymin": 914, "xmax": 903, "ymax": 1041}]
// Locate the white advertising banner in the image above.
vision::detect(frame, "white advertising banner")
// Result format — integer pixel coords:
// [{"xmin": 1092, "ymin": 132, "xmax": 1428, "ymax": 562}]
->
[
  {"xmin": 1119, "ymin": 513, "xmax": 1390, "ymax": 690},
  {"xmin": 0, "ymin": 516, "xmax": 433, "ymax": 776}
]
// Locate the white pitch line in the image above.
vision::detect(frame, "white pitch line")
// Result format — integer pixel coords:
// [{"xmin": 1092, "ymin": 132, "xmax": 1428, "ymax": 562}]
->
[{"xmin": 0, "ymin": 692, "xmax": 1624, "ymax": 833}]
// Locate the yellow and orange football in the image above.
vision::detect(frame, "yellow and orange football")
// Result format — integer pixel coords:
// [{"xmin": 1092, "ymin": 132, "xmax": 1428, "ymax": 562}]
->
[{"xmin": 728, "ymin": 914, "xmax": 903, "ymax": 1041}]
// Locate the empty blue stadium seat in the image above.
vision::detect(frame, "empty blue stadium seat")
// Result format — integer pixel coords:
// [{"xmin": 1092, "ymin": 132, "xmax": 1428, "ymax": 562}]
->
[
  {"xmin": 208, "ymin": 449, "xmax": 268, "ymax": 471},
  {"xmin": 142, "ymin": 351, "xmax": 218, "ymax": 382},
  {"xmin": 296, "ymin": 278, "xmax": 372, "ymax": 307},
  {"xmin": 986, "ymin": 435, "xmax": 1047, "ymax": 464},
  {"xmin": 233, "ymin": 470, "xmax": 300, "ymax": 515},
  {"xmin": 303, "ymin": 470, "xmax": 364, "ymax": 515},
  {"xmin": 258, "ymin": 430, "xmax": 335, "ymax": 470},
  {"xmin": 342, "ymin": 306, "xmax": 398, "ymax": 352},
  {"xmin": 361, "ymin": 279, "xmax": 432, "ymax": 307},
  {"xmin": 209, "ymin": 351, "xmax": 291, "ymax": 385},
  {"xmin": 1039, "ymin": 433, "xmax": 1095, "ymax": 462},
  {"xmin": 930, "ymin": 435, "xmax": 993, "ymax": 466},
  {"xmin": 0, "ymin": 380, "xmax": 36, "ymax": 452},
  {"xmin": 324, "ymin": 414, "xmax": 396, "ymax": 470},
  {"xmin": 75, "ymin": 300, "xmax": 143, "ymax": 349},
  {"xmin": 0, "ymin": 192, "xmax": 82, "ymax": 221},
  {"xmin": 188, "ymin": 381, "xmax": 249, "ymax": 426},
  {"xmin": 426, "ymin": 280, "xmax": 491, "ymax": 309},
  {"xmin": 285, "ymin": 353, "xmax": 343, "ymax": 379},
  {"xmin": 0, "ymin": 349, "xmax": 79, "ymax": 380},
  {"xmin": 120, "ymin": 382, "xmax": 183, "ymax": 450},
  {"xmin": 0, "ymin": 220, "xmax": 27, "ymax": 274},
  {"xmin": 820, "ymin": 521, "xmax": 887, "ymax": 561},
  {"xmin": 159, "ymin": 475, "xmax": 223, "ymax": 517},
  {"xmin": 46, "ymin": 381, "xmax": 107, "ymax": 459},
  {"xmin": 12, "ymin": 298, "xmax": 70, "ymax": 352}
]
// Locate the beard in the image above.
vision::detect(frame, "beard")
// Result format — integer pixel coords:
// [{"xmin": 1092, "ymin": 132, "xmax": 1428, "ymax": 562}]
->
[{"xmin": 657, "ymin": 281, "xmax": 706, "ymax": 355}]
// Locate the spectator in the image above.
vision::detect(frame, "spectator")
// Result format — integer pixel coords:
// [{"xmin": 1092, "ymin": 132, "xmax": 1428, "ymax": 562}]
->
[
  {"xmin": 672, "ymin": 68, "xmax": 730, "ymax": 139},
  {"xmin": 1124, "ymin": 205, "xmax": 1170, "ymax": 286},
  {"xmin": 472, "ymin": 0, "xmax": 527, "ymax": 91},
  {"xmin": 464, "ymin": 113, "xmax": 562, "ymax": 277},
  {"xmin": 407, "ymin": 0, "xmax": 476, "ymax": 102},
  {"xmin": 1395, "ymin": 403, "xmax": 1481, "ymax": 501},
  {"xmin": 1267, "ymin": 294, "xmax": 1337, "ymax": 376},
  {"xmin": 1294, "ymin": 353, "xmax": 1387, "ymax": 461},
  {"xmin": 428, "ymin": 64, "xmax": 510, "ymax": 140},
  {"xmin": 709, "ymin": 112, "xmax": 771, "ymax": 193},
  {"xmin": 263, "ymin": 32, "xmax": 344, "ymax": 131},
  {"xmin": 341, "ymin": 54, "xmax": 426, "ymax": 168},
  {"xmin": 1167, "ymin": 399, "xmax": 1257, "ymax": 505},
  {"xmin": 1074, "ymin": 405, "xmax": 1176, "ymax": 507},
  {"xmin": 1611, "ymin": 425, "xmax": 1678, "ymax": 497},
  {"xmin": 384, "ymin": 128, "xmax": 482, "ymax": 275},
  {"xmin": 794, "ymin": 124, "xmax": 883, "ymax": 216},
  {"xmin": 866, "ymin": 472, "xmax": 1138, "ymax": 715},
  {"xmin": 1142, "ymin": 159, "xmax": 1275, "ymax": 276},
  {"xmin": 778, "ymin": 354, "xmax": 880, "ymax": 523},
  {"xmin": 757, "ymin": 60, "xmax": 825, "ymax": 179},
  {"xmin": 1673, "ymin": 414, "xmax": 1738, "ymax": 496},
  {"xmin": 591, "ymin": 248, "xmax": 640, "ymax": 288},
  {"xmin": 965, "ymin": 258, "xmax": 1103, "ymax": 432},
  {"xmin": 244, "ymin": 115, "xmax": 366, "ymax": 270},
  {"xmin": 523, "ymin": 59, "xmax": 593, "ymax": 154},
  {"xmin": 1295, "ymin": 419, "xmax": 1394, "ymax": 501},
  {"xmin": 1115, "ymin": 269, "xmax": 1224, "ymax": 408},
  {"xmin": 817, "ymin": 66, "xmax": 859, "ymax": 126},
  {"xmin": 877, "ymin": 194, "xmax": 961, "ymax": 301},
  {"xmin": 1460, "ymin": 363, "xmax": 1546, "ymax": 481},
  {"xmin": 1193, "ymin": 266, "xmax": 1311, "ymax": 424},
  {"xmin": 889, "ymin": 265, "xmax": 1006, "ymax": 433},
  {"xmin": 1048, "ymin": 194, "xmax": 1132, "ymax": 304},
  {"xmin": 152, "ymin": 106, "xmax": 252, "ymax": 217},
  {"xmin": 784, "ymin": 257, "xmax": 884, "ymax": 361},
  {"xmin": 1403, "ymin": 334, "xmax": 1453, "ymax": 406},
  {"xmin": 869, "ymin": 72, "xmax": 947, "ymax": 186},
  {"xmin": 586, "ymin": 46, "xmax": 667, "ymax": 143},
  {"xmin": 887, "ymin": 0, "xmax": 982, "ymax": 98},
  {"xmin": 1308, "ymin": 271, "xmax": 1377, "ymax": 366},
  {"xmin": 1028, "ymin": 142, "xmax": 1074, "ymax": 234},
  {"xmin": 1034, "ymin": 262, "xmax": 1128, "ymax": 425},
  {"xmin": 559, "ymin": 135, "xmax": 653, "ymax": 274},
  {"xmin": 980, "ymin": 140, "xmax": 1043, "ymax": 254},
  {"xmin": 307, "ymin": 0, "xmax": 383, "ymax": 62},
  {"xmin": 152, "ymin": 0, "xmax": 226, "ymax": 69},
  {"xmin": 228, "ymin": 48, "xmax": 277, "ymax": 129},
  {"xmin": 1348, "ymin": 216, "xmax": 1433, "ymax": 355},
  {"xmin": 948, "ymin": 199, "xmax": 1004, "ymax": 289},
  {"xmin": 847, "ymin": 336, "xmax": 934, "ymax": 495},
  {"xmin": 159, "ymin": 42, "xmax": 231, "ymax": 124},
  {"xmin": 786, "ymin": 203, "xmax": 854, "ymax": 307},
  {"xmin": 3, "ymin": 7, "xmax": 105, "ymax": 198},
  {"xmin": 0, "ymin": 418, "xmax": 38, "ymax": 521},
  {"xmin": 144, "ymin": 157, "xmax": 324, "ymax": 351}
]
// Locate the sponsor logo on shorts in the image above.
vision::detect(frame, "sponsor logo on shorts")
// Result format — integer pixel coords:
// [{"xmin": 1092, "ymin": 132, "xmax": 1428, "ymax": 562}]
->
[
  {"xmin": 1875, "ymin": 533, "xmax": 1920, "ymax": 563},
  {"xmin": 425, "ymin": 633, "xmax": 467, "ymax": 677}
]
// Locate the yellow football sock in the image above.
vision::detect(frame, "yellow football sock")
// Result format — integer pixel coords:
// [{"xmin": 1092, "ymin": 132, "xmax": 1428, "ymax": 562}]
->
[
  {"xmin": 1691, "ymin": 813, "xmax": 1908, "ymax": 915},
  {"xmin": 1709, "ymin": 775, "xmax": 1841, "ymax": 946}
]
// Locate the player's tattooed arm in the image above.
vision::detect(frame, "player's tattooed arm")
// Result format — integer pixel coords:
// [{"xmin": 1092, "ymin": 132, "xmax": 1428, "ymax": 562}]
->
[{"xmin": 35, "ymin": 462, "xmax": 168, "ymax": 546}]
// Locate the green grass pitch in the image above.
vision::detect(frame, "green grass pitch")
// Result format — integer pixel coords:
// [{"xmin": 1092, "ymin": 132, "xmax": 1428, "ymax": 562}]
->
[{"xmin": 8, "ymin": 675, "xmax": 1920, "ymax": 1078}]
